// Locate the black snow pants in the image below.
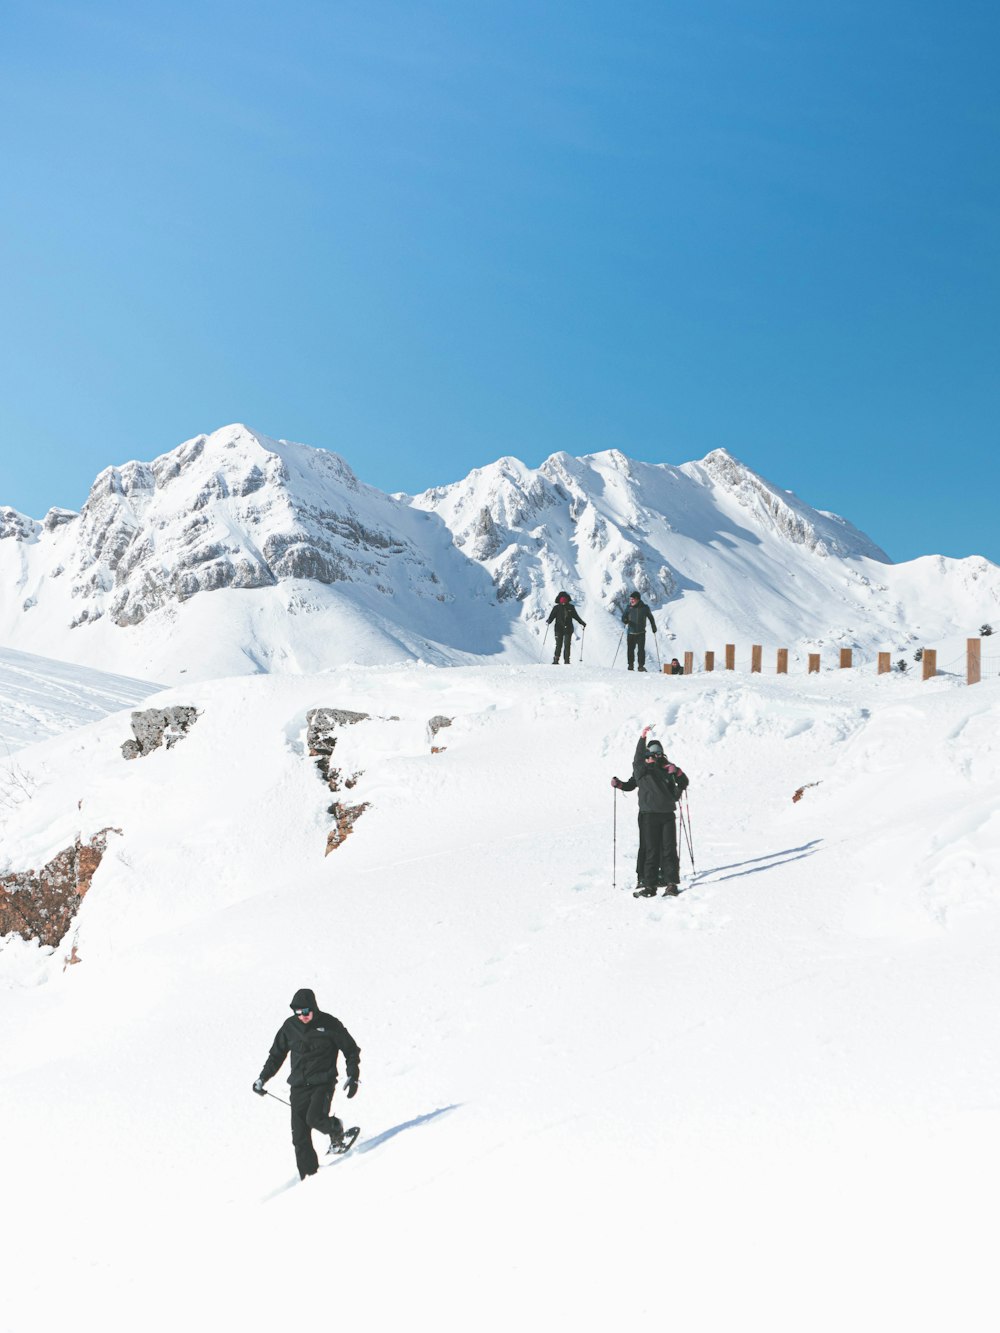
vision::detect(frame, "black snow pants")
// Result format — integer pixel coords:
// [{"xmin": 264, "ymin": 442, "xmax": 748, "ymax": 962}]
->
[
  {"xmin": 554, "ymin": 628, "xmax": 573, "ymax": 663},
  {"xmin": 638, "ymin": 812, "xmax": 679, "ymax": 888},
  {"xmin": 290, "ymin": 1084, "xmax": 345, "ymax": 1178},
  {"xmin": 626, "ymin": 633, "xmax": 646, "ymax": 670}
]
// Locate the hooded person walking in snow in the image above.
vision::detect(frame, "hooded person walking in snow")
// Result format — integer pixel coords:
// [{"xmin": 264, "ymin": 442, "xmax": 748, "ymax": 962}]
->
[
  {"xmin": 546, "ymin": 591, "xmax": 586, "ymax": 664},
  {"xmin": 622, "ymin": 592, "xmax": 656, "ymax": 672},
  {"xmin": 611, "ymin": 726, "xmax": 689, "ymax": 897},
  {"xmin": 253, "ymin": 987, "xmax": 361, "ymax": 1179}
]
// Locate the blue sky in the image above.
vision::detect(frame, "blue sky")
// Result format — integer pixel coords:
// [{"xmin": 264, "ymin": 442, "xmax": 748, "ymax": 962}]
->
[{"xmin": 1, "ymin": 0, "xmax": 997, "ymax": 562}]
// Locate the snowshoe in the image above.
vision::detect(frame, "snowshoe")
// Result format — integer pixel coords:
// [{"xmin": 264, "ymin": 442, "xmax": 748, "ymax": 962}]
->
[
  {"xmin": 632, "ymin": 885, "xmax": 657, "ymax": 898},
  {"xmin": 327, "ymin": 1126, "xmax": 361, "ymax": 1156},
  {"xmin": 662, "ymin": 884, "xmax": 680, "ymax": 897}
]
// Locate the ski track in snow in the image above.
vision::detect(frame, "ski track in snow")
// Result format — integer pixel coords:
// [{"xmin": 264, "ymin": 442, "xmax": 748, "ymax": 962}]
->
[{"xmin": 1, "ymin": 658, "xmax": 1000, "ymax": 1331}]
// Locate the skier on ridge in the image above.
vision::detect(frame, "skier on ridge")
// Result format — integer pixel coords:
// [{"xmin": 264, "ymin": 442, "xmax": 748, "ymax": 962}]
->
[
  {"xmin": 253, "ymin": 987, "xmax": 361, "ymax": 1180},
  {"xmin": 546, "ymin": 591, "xmax": 587, "ymax": 665},
  {"xmin": 622, "ymin": 591, "xmax": 656, "ymax": 672},
  {"xmin": 611, "ymin": 725, "xmax": 689, "ymax": 897}
]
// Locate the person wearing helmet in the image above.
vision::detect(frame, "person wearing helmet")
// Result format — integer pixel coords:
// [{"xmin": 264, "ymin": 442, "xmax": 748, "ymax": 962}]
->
[
  {"xmin": 546, "ymin": 591, "xmax": 586, "ymax": 664},
  {"xmin": 253, "ymin": 987, "xmax": 361, "ymax": 1179},
  {"xmin": 611, "ymin": 725, "xmax": 688, "ymax": 896},
  {"xmin": 622, "ymin": 592, "xmax": 656, "ymax": 672}
]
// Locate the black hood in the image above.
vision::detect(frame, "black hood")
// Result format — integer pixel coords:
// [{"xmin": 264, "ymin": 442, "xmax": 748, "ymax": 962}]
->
[
  {"xmin": 556, "ymin": 590, "xmax": 571, "ymax": 602},
  {"xmin": 290, "ymin": 988, "xmax": 317, "ymax": 1012}
]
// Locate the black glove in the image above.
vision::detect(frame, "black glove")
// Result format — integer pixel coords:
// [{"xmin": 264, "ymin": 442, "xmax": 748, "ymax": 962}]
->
[
  {"xmin": 345, "ymin": 1077, "xmax": 359, "ymax": 1100},
  {"xmin": 253, "ymin": 1079, "xmax": 266, "ymax": 1097}
]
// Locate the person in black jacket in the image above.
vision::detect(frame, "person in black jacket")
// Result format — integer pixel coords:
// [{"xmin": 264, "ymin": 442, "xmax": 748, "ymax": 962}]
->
[
  {"xmin": 612, "ymin": 726, "xmax": 688, "ymax": 897},
  {"xmin": 546, "ymin": 591, "xmax": 586, "ymax": 664},
  {"xmin": 253, "ymin": 987, "xmax": 361, "ymax": 1179},
  {"xmin": 622, "ymin": 592, "xmax": 656, "ymax": 672},
  {"xmin": 669, "ymin": 658, "xmax": 684, "ymax": 675}
]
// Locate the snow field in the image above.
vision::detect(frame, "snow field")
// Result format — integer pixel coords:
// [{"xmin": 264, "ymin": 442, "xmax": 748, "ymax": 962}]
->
[{"xmin": 1, "ymin": 663, "xmax": 1000, "ymax": 1330}]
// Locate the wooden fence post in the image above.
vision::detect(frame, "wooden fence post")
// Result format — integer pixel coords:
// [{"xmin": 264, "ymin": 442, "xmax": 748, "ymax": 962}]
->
[
  {"xmin": 777, "ymin": 648, "xmax": 788, "ymax": 674},
  {"xmin": 878, "ymin": 652, "xmax": 891, "ymax": 675},
  {"xmin": 808, "ymin": 653, "xmax": 820, "ymax": 674},
  {"xmin": 705, "ymin": 651, "xmax": 715, "ymax": 673},
  {"xmin": 922, "ymin": 648, "xmax": 937, "ymax": 681},
  {"xmin": 840, "ymin": 648, "xmax": 853, "ymax": 669},
  {"xmin": 968, "ymin": 638, "xmax": 981, "ymax": 686},
  {"xmin": 751, "ymin": 644, "xmax": 762, "ymax": 673},
  {"xmin": 725, "ymin": 644, "xmax": 735, "ymax": 671},
  {"xmin": 684, "ymin": 651, "xmax": 694, "ymax": 675}
]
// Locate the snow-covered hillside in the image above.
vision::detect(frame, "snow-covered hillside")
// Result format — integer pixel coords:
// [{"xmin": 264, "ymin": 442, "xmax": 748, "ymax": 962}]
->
[
  {"xmin": 3, "ymin": 424, "xmax": 999, "ymax": 682},
  {"xmin": 0, "ymin": 644, "xmax": 160, "ymax": 753},
  {"xmin": 2, "ymin": 660, "xmax": 999, "ymax": 1331}
]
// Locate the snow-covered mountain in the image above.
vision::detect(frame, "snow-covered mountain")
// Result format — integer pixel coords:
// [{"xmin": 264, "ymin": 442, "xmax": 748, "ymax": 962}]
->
[
  {"xmin": 3, "ymin": 423, "xmax": 998, "ymax": 681},
  {"xmin": 0, "ymin": 425, "xmax": 512, "ymax": 679}
]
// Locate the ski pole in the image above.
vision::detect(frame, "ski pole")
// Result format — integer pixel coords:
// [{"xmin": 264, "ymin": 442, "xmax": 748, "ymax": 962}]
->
[
  {"xmin": 541, "ymin": 625, "xmax": 550, "ymax": 661},
  {"xmin": 680, "ymin": 795, "xmax": 696, "ymax": 872},
  {"xmin": 611, "ymin": 629, "xmax": 625, "ymax": 669},
  {"xmin": 265, "ymin": 1090, "xmax": 290, "ymax": 1107},
  {"xmin": 613, "ymin": 785, "xmax": 618, "ymax": 890},
  {"xmin": 652, "ymin": 631, "xmax": 662, "ymax": 671},
  {"xmin": 580, "ymin": 626, "xmax": 586, "ymax": 664}
]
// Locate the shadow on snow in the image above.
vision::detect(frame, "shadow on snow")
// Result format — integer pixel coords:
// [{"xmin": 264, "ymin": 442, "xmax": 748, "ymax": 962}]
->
[
  {"xmin": 355, "ymin": 1104, "xmax": 462, "ymax": 1156},
  {"xmin": 695, "ymin": 840, "xmax": 823, "ymax": 884}
]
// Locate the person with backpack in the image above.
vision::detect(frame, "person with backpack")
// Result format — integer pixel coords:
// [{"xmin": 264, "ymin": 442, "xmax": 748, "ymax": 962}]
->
[
  {"xmin": 611, "ymin": 725, "xmax": 689, "ymax": 897},
  {"xmin": 622, "ymin": 592, "xmax": 656, "ymax": 672},
  {"xmin": 253, "ymin": 987, "xmax": 361, "ymax": 1179},
  {"xmin": 546, "ymin": 591, "xmax": 586, "ymax": 664}
]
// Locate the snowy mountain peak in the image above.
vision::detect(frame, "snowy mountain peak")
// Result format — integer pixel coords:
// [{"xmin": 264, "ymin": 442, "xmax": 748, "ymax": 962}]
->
[
  {"xmin": 695, "ymin": 448, "xmax": 889, "ymax": 561},
  {"xmin": 1, "ymin": 506, "xmax": 40, "ymax": 542}
]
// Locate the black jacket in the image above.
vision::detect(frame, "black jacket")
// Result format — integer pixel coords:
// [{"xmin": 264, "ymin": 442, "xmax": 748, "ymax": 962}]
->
[
  {"xmin": 547, "ymin": 599, "xmax": 586, "ymax": 631},
  {"xmin": 259, "ymin": 1003, "xmax": 361, "ymax": 1091},
  {"xmin": 630, "ymin": 736, "xmax": 688, "ymax": 813},
  {"xmin": 622, "ymin": 600, "xmax": 656, "ymax": 636}
]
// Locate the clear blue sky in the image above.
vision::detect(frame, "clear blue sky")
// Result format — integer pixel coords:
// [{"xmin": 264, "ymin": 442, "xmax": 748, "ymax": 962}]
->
[{"xmin": 1, "ymin": 0, "xmax": 997, "ymax": 562}]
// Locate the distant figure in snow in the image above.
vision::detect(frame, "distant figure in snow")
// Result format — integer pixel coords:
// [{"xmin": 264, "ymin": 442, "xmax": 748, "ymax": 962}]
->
[
  {"xmin": 547, "ymin": 591, "xmax": 586, "ymax": 664},
  {"xmin": 611, "ymin": 725, "xmax": 689, "ymax": 897},
  {"xmin": 622, "ymin": 592, "xmax": 656, "ymax": 672},
  {"xmin": 669, "ymin": 658, "xmax": 684, "ymax": 675},
  {"xmin": 253, "ymin": 987, "xmax": 361, "ymax": 1180}
]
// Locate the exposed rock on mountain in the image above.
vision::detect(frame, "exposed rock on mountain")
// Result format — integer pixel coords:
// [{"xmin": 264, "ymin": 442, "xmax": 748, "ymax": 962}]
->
[
  {"xmin": 0, "ymin": 828, "xmax": 121, "ymax": 948},
  {"xmin": 306, "ymin": 706, "xmax": 371, "ymax": 855},
  {"xmin": 121, "ymin": 706, "xmax": 199, "ymax": 760}
]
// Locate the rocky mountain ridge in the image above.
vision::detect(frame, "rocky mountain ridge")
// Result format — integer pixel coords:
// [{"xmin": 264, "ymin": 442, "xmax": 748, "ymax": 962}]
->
[{"xmin": 2, "ymin": 424, "xmax": 998, "ymax": 680}]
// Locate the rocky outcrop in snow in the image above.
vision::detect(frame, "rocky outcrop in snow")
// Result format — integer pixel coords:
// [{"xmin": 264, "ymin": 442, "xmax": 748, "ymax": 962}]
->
[
  {"xmin": 305, "ymin": 707, "xmax": 371, "ymax": 855},
  {"xmin": 0, "ymin": 828, "xmax": 121, "ymax": 948},
  {"xmin": 121, "ymin": 706, "xmax": 199, "ymax": 760}
]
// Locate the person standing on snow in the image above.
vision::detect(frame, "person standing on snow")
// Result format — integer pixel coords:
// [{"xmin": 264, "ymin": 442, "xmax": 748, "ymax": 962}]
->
[
  {"xmin": 611, "ymin": 726, "xmax": 688, "ymax": 897},
  {"xmin": 253, "ymin": 987, "xmax": 361, "ymax": 1180},
  {"xmin": 622, "ymin": 592, "xmax": 656, "ymax": 672},
  {"xmin": 547, "ymin": 591, "xmax": 586, "ymax": 664}
]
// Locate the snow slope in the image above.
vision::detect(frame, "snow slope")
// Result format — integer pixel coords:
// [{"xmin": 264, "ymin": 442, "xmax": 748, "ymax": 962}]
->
[
  {"xmin": 0, "ymin": 644, "xmax": 161, "ymax": 754},
  {"xmin": 2, "ymin": 660, "xmax": 1000, "ymax": 1331}
]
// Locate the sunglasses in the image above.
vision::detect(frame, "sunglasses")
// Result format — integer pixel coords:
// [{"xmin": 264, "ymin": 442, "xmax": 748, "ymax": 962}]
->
[{"xmin": 293, "ymin": 1007, "xmax": 313, "ymax": 1016}]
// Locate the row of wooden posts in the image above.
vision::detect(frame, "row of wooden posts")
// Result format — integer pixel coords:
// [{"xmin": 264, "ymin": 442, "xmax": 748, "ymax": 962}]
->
[{"xmin": 663, "ymin": 638, "xmax": 989, "ymax": 685}]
